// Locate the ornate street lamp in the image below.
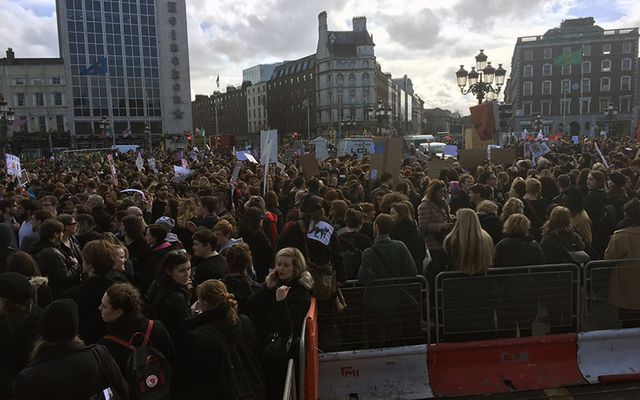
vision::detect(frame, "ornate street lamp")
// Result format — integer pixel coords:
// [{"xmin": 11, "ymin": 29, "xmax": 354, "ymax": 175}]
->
[
  {"xmin": 144, "ymin": 121, "xmax": 151, "ymax": 149},
  {"xmin": 341, "ymin": 114, "xmax": 355, "ymax": 137},
  {"xmin": 374, "ymin": 98, "xmax": 392, "ymax": 135},
  {"xmin": 603, "ymin": 99, "xmax": 618, "ymax": 136},
  {"xmin": 456, "ymin": 49, "xmax": 507, "ymax": 104}
]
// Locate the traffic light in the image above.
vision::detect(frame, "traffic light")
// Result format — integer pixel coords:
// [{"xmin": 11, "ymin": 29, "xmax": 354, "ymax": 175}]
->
[
  {"xmin": 292, "ymin": 132, "xmax": 298, "ymax": 140},
  {"xmin": 187, "ymin": 135, "xmax": 192, "ymax": 143}
]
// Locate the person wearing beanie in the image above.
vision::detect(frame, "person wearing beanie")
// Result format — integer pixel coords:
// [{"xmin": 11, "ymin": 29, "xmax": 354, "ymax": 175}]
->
[
  {"xmin": 154, "ymin": 216, "xmax": 183, "ymax": 248},
  {"xmin": 13, "ymin": 299, "xmax": 129, "ymax": 400},
  {"xmin": 0, "ymin": 272, "xmax": 41, "ymax": 400}
]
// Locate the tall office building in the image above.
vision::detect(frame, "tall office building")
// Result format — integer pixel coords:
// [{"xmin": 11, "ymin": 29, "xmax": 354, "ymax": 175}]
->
[{"xmin": 56, "ymin": 0, "xmax": 192, "ymax": 148}]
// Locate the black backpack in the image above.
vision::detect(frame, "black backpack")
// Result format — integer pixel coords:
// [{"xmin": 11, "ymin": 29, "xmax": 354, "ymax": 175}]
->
[
  {"xmin": 207, "ymin": 318, "xmax": 264, "ymax": 400},
  {"xmin": 338, "ymin": 232, "xmax": 362, "ymax": 280},
  {"xmin": 104, "ymin": 320, "xmax": 172, "ymax": 400}
]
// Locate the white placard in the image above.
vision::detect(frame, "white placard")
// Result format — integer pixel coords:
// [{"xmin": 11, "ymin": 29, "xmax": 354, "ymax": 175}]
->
[
  {"xmin": 5, "ymin": 154, "xmax": 21, "ymax": 177},
  {"xmin": 260, "ymin": 129, "xmax": 278, "ymax": 165},
  {"xmin": 307, "ymin": 221, "xmax": 334, "ymax": 246},
  {"xmin": 147, "ymin": 158, "xmax": 158, "ymax": 173},
  {"xmin": 173, "ymin": 165, "xmax": 193, "ymax": 183}
]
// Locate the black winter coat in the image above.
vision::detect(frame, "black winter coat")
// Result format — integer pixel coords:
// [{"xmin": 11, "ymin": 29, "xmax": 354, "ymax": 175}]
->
[
  {"xmin": 494, "ymin": 234, "xmax": 546, "ymax": 268},
  {"xmin": 12, "ymin": 342, "xmax": 128, "ymax": 400},
  {"xmin": 0, "ymin": 306, "xmax": 41, "ymax": 400},
  {"xmin": 390, "ymin": 219, "xmax": 426, "ymax": 269},
  {"xmin": 62, "ymin": 272, "xmax": 128, "ymax": 344},
  {"xmin": 30, "ymin": 239, "xmax": 80, "ymax": 298},
  {"xmin": 182, "ymin": 309, "xmax": 257, "ymax": 399},
  {"xmin": 240, "ymin": 229, "xmax": 274, "ymax": 282},
  {"xmin": 192, "ymin": 253, "xmax": 227, "ymax": 285},
  {"xmin": 144, "ymin": 279, "xmax": 191, "ymax": 354},
  {"xmin": 221, "ymin": 274, "xmax": 261, "ymax": 316},
  {"xmin": 479, "ymin": 213, "xmax": 503, "ymax": 245},
  {"xmin": 585, "ymin": 188, "xmax": 608, "ymax": 257},
  {"xmin": 97, "ymin": 312, "xmax": 175, "ymax": 377},
  {"xmin": 540, "ymin": 229, "xmax": 586, "ymax": 264}
]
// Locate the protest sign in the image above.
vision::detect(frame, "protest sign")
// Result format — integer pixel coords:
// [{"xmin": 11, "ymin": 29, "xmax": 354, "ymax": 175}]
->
[
  {"xmin": 571, "ymin": 136, "xmax": 580, "ymax": 144},
  {"xmin": 260, "ymin": 130, "xmax": 278, "ymax": 164},
  {"xmin": 593, "ymin": 142, "xmax": 609, "ymax": 168},
  {"xmin": 135, "ymin": 154, "xmax": 144, "ymax": 172},
  {"xmin": 444, "ymin": 145, "xmax": 458, "ymax": 157},
  {"xmin": 173, "ymin": 165, "xmax": 193, "ymax": 183},
  {"xmin": 5, "ymin": 154, "xmax": 21, "ymax": 177},
  {"xmin": 147, "ymin": 158, "xmax": 158, "ymax": 173},
  {"xmin": 181, "ymin": 158, "xmax": 189, "ymax": 168},
  {"xmin": 299, "ymin": 153, "xmax": 320, "ymax": 177},
  {"xmin": 458, "ymin": 149, "xmax": 486, "ymax": 170},
  {"xmin": 385, "ymin": 136, "xmax": 403, "ymax": 178},
  {"xmin": 426, "ymin": 159, "xmax": 454, "ymax": 178},
  {"xmin": 314, "ymin": 138, "xmax": 329, "ymax": 161},
  {"xmin": 490, "ymin": 148, "xmax": 517, "ymax": 166}
]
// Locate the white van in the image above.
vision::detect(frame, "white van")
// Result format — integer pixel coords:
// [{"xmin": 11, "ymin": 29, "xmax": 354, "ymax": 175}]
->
[
  {"xmin": 418, "ymin": 142, "xmax": 447, "ymax": 156},
  {"xmin": 337, "ymin": 138, "xmax": 373, "ymax": 159},
  {"xmin": 404, "ymin": 135, "xmax": 435, "ymax": 151}
]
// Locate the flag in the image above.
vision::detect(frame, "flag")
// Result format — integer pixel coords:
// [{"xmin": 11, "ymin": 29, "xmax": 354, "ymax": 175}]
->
[
  {"xmin": 302, "ymin": 98, "xmax": 309, "ymax": 108},
  {"xmin": 195, "ymin": 128, "xmax": 201, "ymax": 136},
  {"xmin": 553, "ymin": 49, "xmax": 583, "ymax": 66},
  {"xmin": 469, "ymin": 100, "xmax": 499, "ymax": 141},
  {"xmin": 122, "ymin": 127, "xmax": 132, "ymax": 138},
  {"xmin": 79, "ymin": 57, "xmax": 108, "ymax": 75},
  {"xmin": 216, "ymin": 75, "xmax": 220, "ymax": 88},
  {"xmin": 11, "ymin": 116, "xmax": 26, "ymax": 129},
  {"xmin": 200, "ymin": 127, "xmax": 206, "ymax": 137}
]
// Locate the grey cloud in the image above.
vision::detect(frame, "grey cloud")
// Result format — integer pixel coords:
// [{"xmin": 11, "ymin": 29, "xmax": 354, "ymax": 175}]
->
[
  {"xmin": 381, "ymin": 9, "xmax": 442, "ymax": 50},
  {"xmin": 452, "ymin": 0, "xmax": 548, "ymax": 31}
]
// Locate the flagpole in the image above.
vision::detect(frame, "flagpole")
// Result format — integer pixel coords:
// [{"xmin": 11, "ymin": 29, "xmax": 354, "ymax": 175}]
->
[{"xmin": 105, "ymin": 63, "xmax": 115, "ymax": 148}]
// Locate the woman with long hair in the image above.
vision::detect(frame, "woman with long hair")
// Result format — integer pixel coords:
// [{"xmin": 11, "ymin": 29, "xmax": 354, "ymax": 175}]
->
[
  {"xmin": 418, "ymin": 180, "xmax": 454, "ymax": 278},
  {"xmin": 184, "ymin": 279, "xmax": 261, "ymax": 399},
  {"xmin": 561, "ymin": 187, "xmax": 593, "ymax": 247},
  {"xmin": 239, "ymin": 207, "xmax": 274, "ymax": 282},
  {"xmin": 175, "ymin": 198, "xmax": 199, "ymax": 252},
  {"xmin": 390, "ymin": 201, "xmax": 425, "ymax": 268},
  {"xmin": 6, "ymin": 250, "xmax": 52, "ymax": 308},
  {"xmin": 540, "ymin": 206, "xmax": 586, "ymax": 264},
  {"xmin": 443, "ymin": 209, "xmax": 494, "ymax": 275},
  {"xmin": 508, "ymin": 177, "xmax": 526, "ymax": 199},
  {"xmin": 247, "ymin": 247, "xmax": 312, "ymax": 400},
  {"xmin": 139, "ymin": 223, "xmax": 176, "ymax": 294},
  {"xmin": 221, "ymin": 243, "xmax": 261, "ymax": 315},
  {"xmin": 121, "ymin": 214, "xmax": 149, "ymax": 280}
]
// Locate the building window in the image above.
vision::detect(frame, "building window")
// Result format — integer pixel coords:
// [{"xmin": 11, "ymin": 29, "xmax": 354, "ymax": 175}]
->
[
  {"xmin": 562, "ymin": 64, "xmax": 571, "ymax": 75},
  {"xmin": 581, "ymin": 78, "xmax": 590, "ymax": 93},
  {"xmin": 522, "ymin": 101, "xmax": 532, "ymax": 116},
  {"xmin": 582, "ymin": 60, "xmax": 591, "ymax": 74},
  {"xmin": 16, "ymin": 93, "xmax": 25, "ymax": 106},
  {"xmin": 544, "ymin": 48, "xmax": 552, "ymax": 59},
  {"xmin": 522, "ymin": 82, "xmax": 532, "ymax": 96},
  {"xmin": 580, "ymin": 98, "xmax": 591, "ymax": 115},
  {"xmin": 621, "ymin": 76, "xmax": 631, "ymax": 91},
  {"xmin": 38, "ymin": 116, "xmax": 46, "ymax": 132},
  {"xmin": 621, "ymin": 58, "xmax": 632, "ymax": 71},
  {"xmin": 601, "ymin": 59, "xmax": 611, "ymax": 72},
  {"xmin": 56, "ymin": 115, "xmax": 65, "ymax": 132},
  {"xmin": 523, "ymin": 65, "xmax": 533, "ymax": 78},
  {"xmin": 31, "ymin": 78, "xmax": 44, "ymax": 85},
  {"xmin": 524, "ymin": 49, "xmax": 533, "ymax": 61},
  {"xmin": 563, "ymin": 46, "xmax": 572, "ymax": 54},
  {"xmin": 54, "ymin": 93, "xmax": 63, "ymax": 106},
  {"xmin": 561, "ymin": 79, "xmax": 571, "ymax": 94},
  {"xmin": 600, "ymin": 77, "xmax": 611, "ymax": 92},
  {"xmin": 542, "ymin": 63, "xmax": 552, "ymax": 76},
  {"xmin": 541, "ymin": 100, "xmax": 552, "ymax": 115},
  {"xmin": 35, "ymin": 93, "xmax": 45, "ymax": 106},
  {"xmin": 582, "ymin": 44, "xmax": 591, "ymax": 56},
  {"xmin": 559, "ymin": 98, "xmax": 571, "ymax": 115},
  {"xmin": 602, "ymin": 43, "xmax": 611, "ymax": 55},
  {"xmin": 14, "ymin": 78, "xmax": 24, "ymax": 85},
  {"xmin": 599, "ymin": 98, "xmax": 610, "ymax": 112},
  {"xmin": 542, "ymin": 80, "xmax": 552, "ymax": 95},
  {"xmin": 620, "ymin": 97, "xmax": 631, "ymax": 113},
  {"xmin": 623, "ymin": 42, "xmax": 632, "ymax": 54}
]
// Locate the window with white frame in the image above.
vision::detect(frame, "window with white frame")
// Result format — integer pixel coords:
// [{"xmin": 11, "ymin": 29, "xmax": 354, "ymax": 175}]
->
[
  {"xmin": 560, "ymin": 98, "xmax": 571, "ymax": 114},
  {"xmin": 38, "ymin": 116, "xmax": 46, "ymax": 132},
  {"xmin": 541, "ymin": 100, "xmax": 552, "ymax": 115},
  {"xmin": 544, "ymin": 48, "xmax": 552, "ymax": 59},
  {"xmin": 602, "ymin": 43, "xmax": 611, "ymax": 55},
  {"xmin": 563, "ymin": 46, "xmax": 572, "ymax": 54},
  {"xmin": 542, "ymin": 80, "xmax": 552, "ymax": 95},
  {"xmin": 34, "ymin": 93, "xmax": 44, "ymax": 106},
  {"xmin": 523, "ymin": 65, "xmax": 533, "ymax": 78},
  {"xmin": 542, "ymin": 63, "xmax": 552, "ymax": 76},
  {"xmin": 524, "ymin": 49, "xmax": 533, "ymax": 61},
  {"xmin": 16, "ymin": 93, "xmax": 25, "ymax": 106},
  {"xmin": 561, "ymin": 79, "xmax": 571, "ymax": 94},
  {"xmin": 51, "ymin": 77, "xmax": 61, "ymax": 85},
  {"xmin": 601, "ymin": 59, "xmax": 611, "ymax": 72},
  {"xmin": 600, "ymin": 77, "xmax": 611, "ymax": 92},
  {"xmin": 53, "ymin": 93, "xmax": 63, "ymax": 106},
  {"xmin": 582, "ymin": 44, "xmax": 591, "ymax": 56},
  {"xmin": 581, "ymin": 78, "xmax": 590, "ymax": 93},
  {"xmin": 523, "ymin": 82, "xmax": 533, "ymax": 96},
  {"xmin": 623, "ymin": 42, "xmax": 632, "ymax": 54},
  {"xmin": 582, "ymin": 60, "xmax": 591, "ymax": 74},
  {"xmin": 621, "ymin": 76, "xmax": 631, "ymax": 91},
  {"xmin": 14, "ymin": 78, "xmax": 24, "ymax": 85},
  {"xmin": 621, "ymin": 58, "xmax": 632, "ymax": 71},
  {"xmin": 620, "ymin": 97, "xmax": 631, "ymax": 112},
  {"xmin": 599, "ymin": 98, "xmax": 610, "ymax": 112},
  {"xmin": 580, "ymin": 98, "xmax": 591, "ymax": 115},
  {"xmin": 522, "ymin": 101, "xmax": 532, "ymax": 116},
  {"xmin": 562, "ymin": 64, "xmax": 571, "ymax": 75}
]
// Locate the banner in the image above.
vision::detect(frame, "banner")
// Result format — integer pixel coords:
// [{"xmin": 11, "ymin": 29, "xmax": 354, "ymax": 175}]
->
[
  {"xmin": 5, "ymin": 154, "xmax": 21, "ymax": 177},
  {"xmin": 469, "ymin": 100, "xmax": 499, "ymax": 141}
]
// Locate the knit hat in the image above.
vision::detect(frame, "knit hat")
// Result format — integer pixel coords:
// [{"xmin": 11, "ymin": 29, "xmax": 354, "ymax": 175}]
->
[
  {"xmin": 155, "ymin": 216, "xmax": 176, "ymax": 233},
  {"xmin": 38, "ymin": 299, "xmax": 79, "ymax": 342},
  {"xmin": 609, "ymin": 172, "xmax": 626, "ymax": 188},
  {"xmin": 0, "ymin": 272, "xmax": 33, "ymax": 304}
]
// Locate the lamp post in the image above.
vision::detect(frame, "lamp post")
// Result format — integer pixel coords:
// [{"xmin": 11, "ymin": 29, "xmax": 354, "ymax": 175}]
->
[
  {"xmin": 98, "ymin": 115, "xmax": 109, "ymax": 147},
  {"xmin": 374, "ymin": 98, "xmax": 391, "ymax": 135},
  {"xmin": 341, "ymin": 114, "xmax": 355, "ymax": 137},
  {"xmin": 0, "ymin": 95, "xmax": 15, "ymax": 153},
  {"xmin": 456, "ymin": 49, "xmax": 507, "ymax": 104},
  {"xmin": 603, "ymin": 100, "xmax": 618, "ymax": 137},
  {"xmin": 144, "ymin": 121, "xmax": 151, "ymax": 150}
]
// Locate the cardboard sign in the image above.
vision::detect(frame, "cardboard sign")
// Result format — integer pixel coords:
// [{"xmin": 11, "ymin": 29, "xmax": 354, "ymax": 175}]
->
[
  {"xmin": 426, "ymin": 159, "xmax": 454, "ymax": 178},
  {"xmin": 385, "ymin": 136, "xmax": 403, "ymax": 178},
  {"xmin": 299, "ymin": 153, "xmax": 320, "ymax": 177},
  {"xmin": 458, "ymin": 148, "xmax": 486, "ymax": 170},
  {"xmin": 5, "ymin": 154, "xmax": 21, "ymax": 177},
  {"xmin": 490, "ymin": 148, "xmax": 517, "ymax": 166},
  {"xmin": 315, "ymin": 139, "xmax": 329, "ymax": 162}
]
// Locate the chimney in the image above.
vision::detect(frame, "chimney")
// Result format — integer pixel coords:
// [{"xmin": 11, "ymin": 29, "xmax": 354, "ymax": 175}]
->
[
  {"xmin": 319, "ymin": 11, "xmax": 327, "ymax": 31},
  {"xmin": 352, "ymin": 16, "xmax": 367, "ymax": 32},
  {"xmin": 316, "ymin": 11, "xmax": 329, "ymax": 58},
  {"xmin": 6, "ymin": 48, "xmax": 15, "ymax": 63}
]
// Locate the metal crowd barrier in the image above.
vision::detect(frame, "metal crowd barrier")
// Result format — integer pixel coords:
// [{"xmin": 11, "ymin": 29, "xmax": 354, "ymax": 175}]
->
[
  {"xmin": 583, "ymin": 258, "xmax": 640, "ymax": 331},
  {"xmin": 435, "ymin": 264, "xmax": 580, "ymax": 343},
  {"xmin": 316, "ymin": 276, "xmax": 430, "ymax": 351},
  {"xmin": 282, "ymin": 359, "xmax": 297, "ymax": 400}
]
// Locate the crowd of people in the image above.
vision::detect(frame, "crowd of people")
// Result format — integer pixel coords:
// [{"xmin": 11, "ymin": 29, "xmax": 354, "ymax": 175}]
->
[{"xmin": 1, "ymin": 134, "xmax": 640, "ymax": 399}]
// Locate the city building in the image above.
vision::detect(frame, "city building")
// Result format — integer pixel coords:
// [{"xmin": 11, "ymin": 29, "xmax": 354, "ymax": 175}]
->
[
  {"xmin": 267, "ymin": 54, "xmax": 316, "ymax": 139},
  {"xmin": 242, "ymin": 63, "xmax": 282, "ymax": 85},
  {"xmin": 216, "ymin": 83, "xmax": 250, "ymax": 140},
  {"xmin": 315, "ymin": 12, "xmax": 377, "ymax": 138},
  {"xmin": 191, "ymin": 94, "xmax": 216, "ymax": 140},
  {"xmin": 246, "ymin": 81, "xmax": 268, "ymax": 136},
  {"xmin": 505, "ymin": 17, "xmax": 639, "ymax": 136},
  {"xmin": 55, "ymin": 0, "xmax": 193, "ymax": 148},
  {"xmin": 0, "ymin": 48, "xmax": 69, "ymax": 156}
]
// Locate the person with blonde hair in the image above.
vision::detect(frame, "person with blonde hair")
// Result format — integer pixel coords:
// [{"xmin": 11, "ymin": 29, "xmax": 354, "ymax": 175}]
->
[
  {"xmin": 476, "ymin": 200, "xmax": 502, "ymax": 244},
  {"xmin": 494, "ymin": 214, "xmax": 545, "ymax": 267},
  {"xmin": 248, "ymin": 247, "xmax": 312, "ymax": 400},
  {"xmin": 443, "ymin": 209, "xmax": 494, "ymax": 275},
  {"xmin": 175, "ymin": 198, "xmax": 199, "ymax": 251},
  {"xmin": 540, "ymin": 206, "xmax": 587, "ymax": 264},
  {"xmin": 183, "ymin": 279, "xmax": 261, "ymax": 399}
]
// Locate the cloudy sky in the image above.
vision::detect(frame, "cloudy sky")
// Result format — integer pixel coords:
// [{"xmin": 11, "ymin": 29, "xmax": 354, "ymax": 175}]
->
[{"xmin": 1, "ymin": 0, "xmax": 639, "ymax": 114}]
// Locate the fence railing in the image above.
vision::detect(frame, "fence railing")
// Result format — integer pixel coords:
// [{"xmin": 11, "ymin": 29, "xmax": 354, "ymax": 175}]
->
[
  {"xmin": 316, "ymin": 276, "xmax": 429, "ymax": 351},
  {"xmin": 583, "ymin": 258, "xmax": 640, "ymax": 331},
  {"xmin": 435, "ymin": 264, "xmax": 581, "ymax": 343},
  {"xmin": 282, "ymin": 359, "xmax": 297, "ymax": 400}
]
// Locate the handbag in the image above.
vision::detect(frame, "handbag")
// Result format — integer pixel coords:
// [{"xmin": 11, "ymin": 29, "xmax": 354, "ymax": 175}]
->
[
  {"xmin": 262, "ymin": 307, "xmax": 298, "ymax": 369},
  {"xmin": 566, "ymin": 249, "xmax": 591, "ymax": 265}
]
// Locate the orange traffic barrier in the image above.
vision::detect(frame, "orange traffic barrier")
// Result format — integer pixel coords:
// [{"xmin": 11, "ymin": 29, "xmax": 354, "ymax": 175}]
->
[
  {"xmin": 304, "ymin": 297, "xmax": 318, "ymax": 400},
  {"xmin": 427, "ymin": 333, "xmax": 585, "ymax": 397}
]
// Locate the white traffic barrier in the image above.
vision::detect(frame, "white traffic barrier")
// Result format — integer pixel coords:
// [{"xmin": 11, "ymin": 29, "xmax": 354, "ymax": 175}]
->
[
  {"xmin": 577, "ymin": 328, "xmax": 640, "ymax": 384},
  {"xmin": 317, "ymin": 345, "xmax": 433, "ymax": 400}
]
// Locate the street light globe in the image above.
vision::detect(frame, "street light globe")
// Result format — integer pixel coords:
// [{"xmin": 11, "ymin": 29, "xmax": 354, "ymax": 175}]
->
[
  {"xmin": 495, "ymin": 64, "xmax": 506, "ymax": 86},
  {"xmin": 468, "ymin": 67, "xmax": 479, "ymax": 86},
  {"xmin": 483, "ymin": 62, "xmax": 496, "ymax": 84},
  {"xmin": 475, "ymin": 49, "xmax": 488, "ymax": 71},
  {"xmin": 456, "ymin": 65, "xmax": 468, "ymax": 88}
]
